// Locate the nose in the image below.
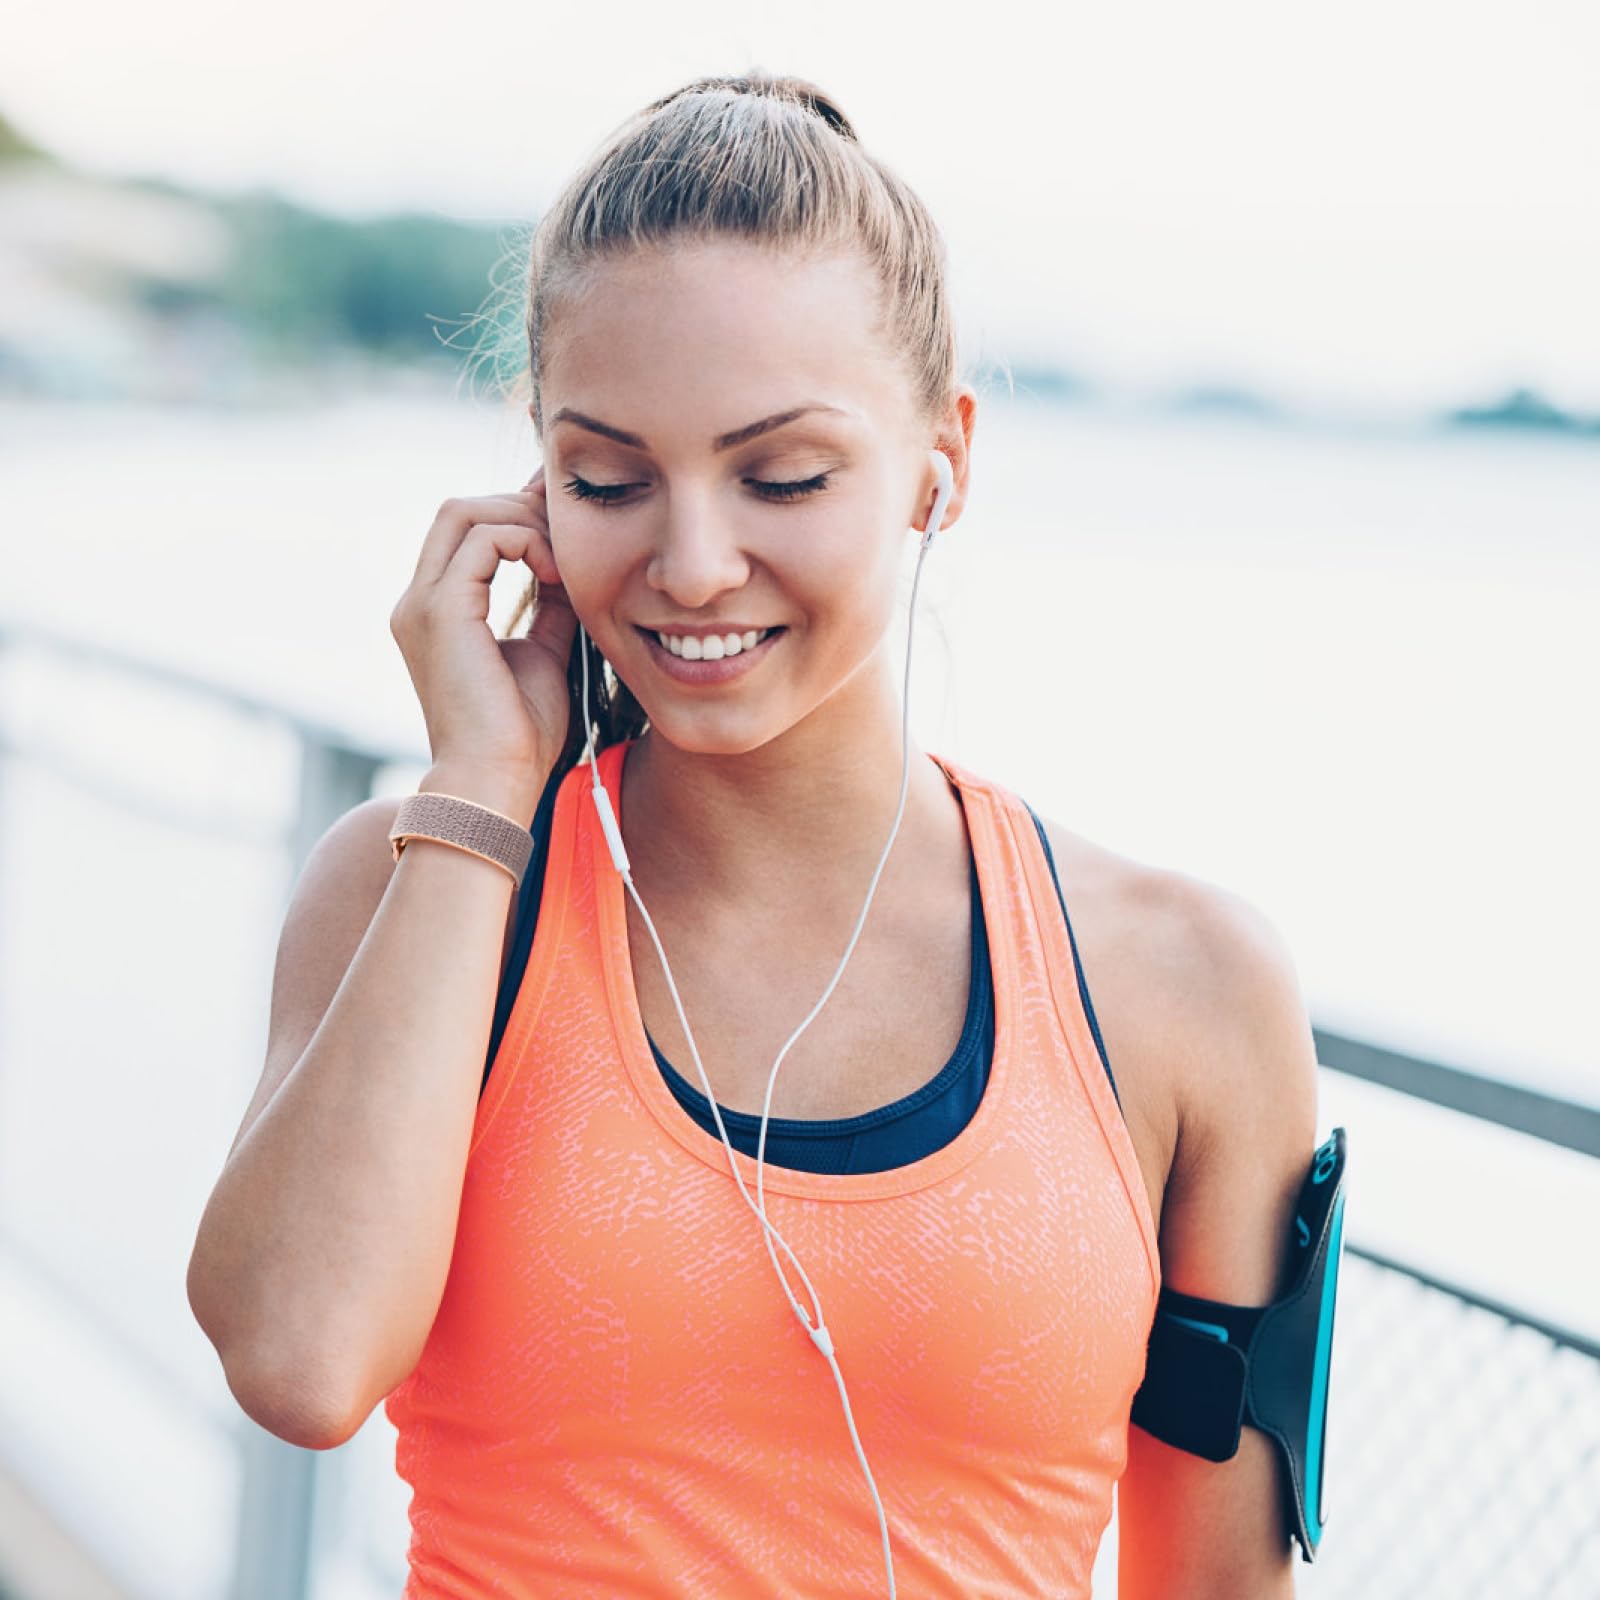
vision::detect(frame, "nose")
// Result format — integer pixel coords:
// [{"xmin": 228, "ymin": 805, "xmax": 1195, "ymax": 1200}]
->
[{"xmin": 644, "ymin": 491, "xmax": 753, "ymax": 611}]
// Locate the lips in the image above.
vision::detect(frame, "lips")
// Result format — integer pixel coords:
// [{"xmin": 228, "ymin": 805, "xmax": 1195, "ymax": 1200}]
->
[{"xmin": 635, "ymin": 623, "xmax": 787, "ymax": 683}]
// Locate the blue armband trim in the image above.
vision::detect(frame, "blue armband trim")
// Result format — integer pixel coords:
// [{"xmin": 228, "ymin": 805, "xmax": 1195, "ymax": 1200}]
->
[{"xmin": 1130, "ymin": 1127, "xmax": 1348, "ymax": 1563}]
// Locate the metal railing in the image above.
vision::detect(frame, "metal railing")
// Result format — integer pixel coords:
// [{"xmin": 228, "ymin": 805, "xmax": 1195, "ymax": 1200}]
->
[
  {"xmin": 1296, "ymin": 1031, "xmax": 1599, "ymax": 1597},
  {"xmin": 0, "ymin": 615, "xmax": 1594, "ymax": 1600}
]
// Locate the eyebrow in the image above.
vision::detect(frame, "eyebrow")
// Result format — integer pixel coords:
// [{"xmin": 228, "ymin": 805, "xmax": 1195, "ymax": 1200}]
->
[{"xmin": 550, "ymin": 404, "xmax": 852, "ymax": 453}]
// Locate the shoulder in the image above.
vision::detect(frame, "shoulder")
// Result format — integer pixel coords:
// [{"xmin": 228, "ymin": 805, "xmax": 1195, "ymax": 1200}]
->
[
  {"xmin": 327, "ymin": 792, "xmax": 523, "ymax": 977},
  {"xmin": 1133, "ymin": 859, "xmax": 1320, "ymax": 1213},
  {"xmin": 1034, "ymin": 815, "xmax": 1319, "ymax": 1250},
  {"xmin": 1029, "ymin": 812, "xmax": 1272, "ymax": 1072},
  {"xmin": 274, "ymin": 795, "xmax": 411, "ymax": 997},
  {"xmin": 299, "ymin": 793, "xmax": 405, "ymax": 902},
  {"xmin": 1036, "ymin": 810, "xmax": 1291, "ymax": 980}
]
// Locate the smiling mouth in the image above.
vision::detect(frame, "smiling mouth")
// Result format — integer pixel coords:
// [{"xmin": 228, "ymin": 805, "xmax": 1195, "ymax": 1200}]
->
[{"xmin": 635, "ymin": 625, "xmax": 787, "ymax": 660}]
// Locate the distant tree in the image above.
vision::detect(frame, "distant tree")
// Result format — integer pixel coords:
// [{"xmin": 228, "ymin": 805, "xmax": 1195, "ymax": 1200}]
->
[
  {"xmin": 1445, "ymin": 387, "xmax": 1598, "ymax": 435},
  {"xmin": 211, "ymin": 191, "xmax": 517, "ymax": 367},
  {"xmin": 0, "ymin": 108, "xmax": 53, "ymax": 164}
]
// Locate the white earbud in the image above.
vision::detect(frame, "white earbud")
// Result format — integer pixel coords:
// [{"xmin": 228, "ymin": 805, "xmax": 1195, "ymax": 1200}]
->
[
  {"xmin": 924, "ymin": 448, "xmax": 953, "ymax": 549},
  {"xmin": 575, "ymin": 445, "xmax": 954, "ymax": 1598}
]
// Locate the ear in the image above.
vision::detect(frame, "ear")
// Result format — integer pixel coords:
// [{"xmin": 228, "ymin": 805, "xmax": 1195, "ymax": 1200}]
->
[
  {"xmin": 928, "ymin": 383, "xmax": 978, "ymax": 534},
  {"xmin": 519, "ymin": 464, "xmax": 565, "ymax": 589}
]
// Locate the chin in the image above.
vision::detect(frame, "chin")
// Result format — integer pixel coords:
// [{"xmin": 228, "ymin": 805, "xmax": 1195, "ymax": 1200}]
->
[
  {"xmin": 631, "ymin": 701, "xmax": 802, "ymax": 760},
  {"xmin": 641, "ymin": 720, "xmax": 779, "ymax": 760}
]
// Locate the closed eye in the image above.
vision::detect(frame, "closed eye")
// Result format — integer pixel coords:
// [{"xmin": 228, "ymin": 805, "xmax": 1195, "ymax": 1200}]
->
[{"xmin": 561, "ymin": 473, "xmax": 833, "ymax": 508}]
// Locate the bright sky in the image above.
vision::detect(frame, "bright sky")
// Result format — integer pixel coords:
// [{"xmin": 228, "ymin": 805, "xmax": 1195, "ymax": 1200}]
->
[{"xmin": 7, "ymin": 0, "xmax": 1599, "ymax": 416}]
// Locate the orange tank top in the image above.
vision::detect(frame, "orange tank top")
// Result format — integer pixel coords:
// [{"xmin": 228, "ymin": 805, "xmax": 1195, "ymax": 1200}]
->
[{"xmin": 384, "ymin": 739, "xmax": 1162, "ymax": 1598}]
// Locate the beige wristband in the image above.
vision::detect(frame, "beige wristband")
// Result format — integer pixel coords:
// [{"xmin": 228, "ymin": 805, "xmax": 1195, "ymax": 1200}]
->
[{"xmin": 389, "ymin": 791, "xmax": 534, "ymax": 889}]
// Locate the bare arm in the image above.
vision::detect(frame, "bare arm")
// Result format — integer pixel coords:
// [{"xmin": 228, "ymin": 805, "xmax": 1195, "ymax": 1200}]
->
[
  {"xmin": 186, "ymin": 760, "xmax": 542, "ymax": 1449},
  {"xmin": 1117, "ymin": 875, "xmax": 1321, "ymax": 1599}
]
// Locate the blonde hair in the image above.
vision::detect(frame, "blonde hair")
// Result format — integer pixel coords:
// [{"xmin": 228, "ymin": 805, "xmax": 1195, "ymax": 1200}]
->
[{"xmin": 495, "ymin": 70, "xmax": 966, "ymax": 787}]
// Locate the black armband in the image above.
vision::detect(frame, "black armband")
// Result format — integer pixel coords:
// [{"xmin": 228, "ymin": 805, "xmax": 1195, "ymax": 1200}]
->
[{"xmin": 1130, "ymin": 1127, "xmax": 1348, "ymax": 1563}]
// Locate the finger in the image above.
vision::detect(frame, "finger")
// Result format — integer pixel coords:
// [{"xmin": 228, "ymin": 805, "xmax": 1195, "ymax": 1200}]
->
[
  {"xmin": 408, "ymin": 493, "xmax": 547, "ymax": 588},
  {"xmin": 430, "ymin": 521, "xmax": 546, "ymax": 616},
  {"xmin": 514, "ymin": 480, "xmax": 550, "ymax": 513}
]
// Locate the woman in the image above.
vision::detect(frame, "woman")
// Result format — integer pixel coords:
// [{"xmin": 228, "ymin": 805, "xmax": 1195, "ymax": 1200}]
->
[{"xmin": 188, "ymin": 71, "xmax": 1321, "ymax": 1599}]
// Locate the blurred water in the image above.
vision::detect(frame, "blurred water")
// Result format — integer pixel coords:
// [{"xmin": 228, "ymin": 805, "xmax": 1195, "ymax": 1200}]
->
[
  {"xmin": 4, "ymin": 387, "xmax": 1595, "ymax": 1098},
  {"xmin": 0, "ymin": 390, "xmax": 1597, "ymax": 1598}
]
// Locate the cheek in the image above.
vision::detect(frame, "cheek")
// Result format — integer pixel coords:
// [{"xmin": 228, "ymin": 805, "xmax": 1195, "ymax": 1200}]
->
[
  {"xmin": 542, "ymin": 541, "xmax": 621, "ymax": 656},
  {"xmin": 800, "ymin": 533, "xmax": 905, "ymax": 645},
  {"xmin": 546, "ymin": 527, "xmax": 612, "ymax": 602}
]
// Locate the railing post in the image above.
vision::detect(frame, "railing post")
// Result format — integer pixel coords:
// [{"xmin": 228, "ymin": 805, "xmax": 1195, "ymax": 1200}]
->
[
  {"xmin": 0, "ymin": 623, "xmax": 10, "ymax": 1055},
  {"xmin": 228, "ymin": 728, "xmax": 382, "ymax": 1600},
  {"xmin": 289, "ymin": 734, "xmax": 386, "ymax": 877},
  {"xmin": 229, "ymin": 1427, "xmax": 322, "ymax": 1600}
]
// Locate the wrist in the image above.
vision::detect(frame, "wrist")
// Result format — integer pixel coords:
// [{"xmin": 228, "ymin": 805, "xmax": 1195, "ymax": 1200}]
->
[{"xmin": 419, "ymin": 761, "xmax": 545, "ymax": 831}]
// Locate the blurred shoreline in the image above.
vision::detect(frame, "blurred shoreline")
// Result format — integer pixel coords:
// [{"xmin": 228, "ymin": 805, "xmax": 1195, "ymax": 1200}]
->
[{"xmin": 4, "ymin": 110, "xmax": 1599, "ymax": 440}]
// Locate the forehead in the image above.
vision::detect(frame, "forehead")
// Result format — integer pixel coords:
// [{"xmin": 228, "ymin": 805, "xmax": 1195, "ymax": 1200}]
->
[{"xmin": 542, "ymin": 239, "xmax": 914, "ymax": 435}]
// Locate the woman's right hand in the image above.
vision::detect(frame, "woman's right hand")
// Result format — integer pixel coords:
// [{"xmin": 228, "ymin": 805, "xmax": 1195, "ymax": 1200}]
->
[{"xmin": 388, "ymin": 467, "xmax": 578, "ymax": 791}]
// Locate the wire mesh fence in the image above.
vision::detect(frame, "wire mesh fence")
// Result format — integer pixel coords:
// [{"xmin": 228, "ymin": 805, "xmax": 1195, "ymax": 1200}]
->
[{"xmin": 1301, "ymin": 1246, "xmax": 1600, "ymax": 1599}]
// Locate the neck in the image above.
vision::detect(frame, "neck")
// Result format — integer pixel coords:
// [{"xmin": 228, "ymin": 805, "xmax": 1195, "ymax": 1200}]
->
[{"xmin": 614, "ymin": 668, "xmax": 961, "ymax": 910}]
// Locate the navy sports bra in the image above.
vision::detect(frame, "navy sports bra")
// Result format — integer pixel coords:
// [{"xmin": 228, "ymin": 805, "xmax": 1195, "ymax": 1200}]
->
[{"xmin": 484, "ymin": 760, "xmax": 1120, "ymax": 1175}]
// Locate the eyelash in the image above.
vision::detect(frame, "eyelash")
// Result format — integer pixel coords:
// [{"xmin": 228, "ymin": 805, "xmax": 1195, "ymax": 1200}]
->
[{"xmin": 561, "ymin": 473, "xmax": 832, "ymax": 508}]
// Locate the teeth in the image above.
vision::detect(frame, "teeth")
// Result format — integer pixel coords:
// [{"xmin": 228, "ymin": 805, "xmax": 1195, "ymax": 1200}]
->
[{"xmin": 656, "ymin": 627, "xmax": 772, "ymax": 659}]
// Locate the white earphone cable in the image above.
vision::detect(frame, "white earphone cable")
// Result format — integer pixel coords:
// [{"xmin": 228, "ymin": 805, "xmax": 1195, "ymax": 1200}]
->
[{"xmin": 577, "ymin": 453, "xmax": 953, "ymax": 1598}]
